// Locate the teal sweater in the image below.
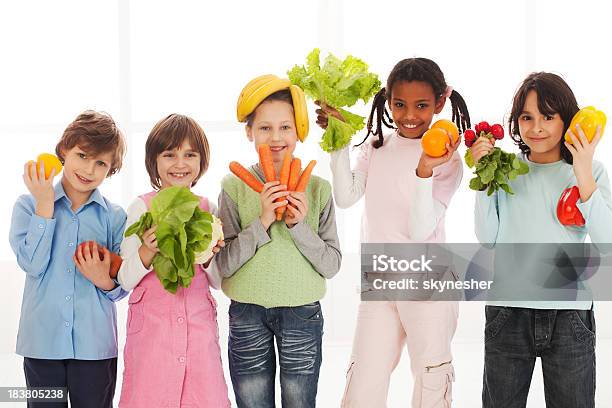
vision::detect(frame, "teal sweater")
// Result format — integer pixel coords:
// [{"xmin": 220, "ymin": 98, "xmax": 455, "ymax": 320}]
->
[{"xmin": 475, "ymin": 154, "xmax": 612, "ymax": 309}]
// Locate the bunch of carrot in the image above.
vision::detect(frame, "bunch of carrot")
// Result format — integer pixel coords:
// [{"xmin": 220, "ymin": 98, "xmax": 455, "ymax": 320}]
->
[{"xmin": 229, "ymin": 144, "xmax": 316, "ymax": 221}]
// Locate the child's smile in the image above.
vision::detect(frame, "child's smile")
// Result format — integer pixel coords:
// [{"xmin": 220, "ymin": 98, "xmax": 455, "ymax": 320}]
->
[
  {"xmin": 167, "ymin": 170, "xmax": 192, "ymax": 181},
  {"xmin": 389, "ymin": 80, "xmax": 445, "ymax": 139},
  {"xmin": 398, "ymin": 120, "xmax": 425, "ymax": 137},
  {"xmin": 74, "ymin": 172, "xmax": 94, "ymax": 184},
  {"xmin": 156, "ymin": 139, "xmax": 201, "ymax": 188},
  {"xmin": 269, "ymin": 144, "xmax": 288, "ymax": 154}
]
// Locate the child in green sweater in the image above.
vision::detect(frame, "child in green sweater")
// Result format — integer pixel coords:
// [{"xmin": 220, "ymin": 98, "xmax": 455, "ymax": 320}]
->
[{"xmin": 213, "ymin": 74, "xmax": 342, "ymax": 407}]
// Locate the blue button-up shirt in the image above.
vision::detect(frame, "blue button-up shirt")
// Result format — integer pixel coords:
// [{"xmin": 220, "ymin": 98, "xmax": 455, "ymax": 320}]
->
[{"xmin": 9, "ymin": 182, "xmax": 128, "ymax": 360}]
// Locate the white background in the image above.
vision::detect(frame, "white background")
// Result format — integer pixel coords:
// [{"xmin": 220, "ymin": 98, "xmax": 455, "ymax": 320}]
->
[{"xmin": 1, "ymin": 0, "xmax": 612, "ymax": 406}]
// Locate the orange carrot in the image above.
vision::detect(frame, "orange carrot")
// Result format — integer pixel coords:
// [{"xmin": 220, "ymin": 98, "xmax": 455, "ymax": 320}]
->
[
  {"xmin": 288, "ymin": 158, "xmax": 301, "ymax": 191},
  {"xmin": 258, "ymin": 144, "xmax": 276, "ymax": 182},
  {"xmin": 279, "ymin": 152, "xmax": 291, "ymax": 186},
  {"xmin": 295, "ymin": 160, "xmax": 316, "ymax": 192},
  {"xmin": 283, "ymin": 158, "xmax": 302, "ymax": 220},
  {"xmin": 275, "ymin": 152, "xmax": 292, "ymax": 220},
  {"xmin": 229, "ymin": 161, "xmax": 263, "ymax": 193}
]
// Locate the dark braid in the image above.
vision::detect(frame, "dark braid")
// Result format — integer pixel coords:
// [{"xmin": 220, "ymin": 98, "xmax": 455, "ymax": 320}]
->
[
  {"xmin": 356, "ymin": 88, "xmax": 394, "ymax": 148},
  {"xmin": 448, "ymin": 90, "xmax": 471, "ymax": 134},
  {"xmin": 356, "ymin": 58, "xmax": 471, "ymax": 149}
]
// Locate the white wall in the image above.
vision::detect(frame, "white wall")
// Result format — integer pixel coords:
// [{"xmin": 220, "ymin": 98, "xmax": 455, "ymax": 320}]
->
[{"xmin": 1, "ymin": 0, "xmax": 612, "ymax": 403}]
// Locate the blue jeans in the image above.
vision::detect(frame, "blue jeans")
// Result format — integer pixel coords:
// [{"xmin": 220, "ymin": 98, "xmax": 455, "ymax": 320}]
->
[
  {"xmin": 482, "ymin": 306, "xmax": 596, "ymax": 408},
  {"xmin": 228, "ymin": 300, "xmax": 323, "ymax": 408}
]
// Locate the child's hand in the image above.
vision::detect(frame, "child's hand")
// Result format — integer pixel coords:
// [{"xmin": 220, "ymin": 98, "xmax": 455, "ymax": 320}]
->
[
  {"xmin": 565, "ymin": 124, "xmax": 601, "ymax": 201},
  {"xmin": 73, "ymin": 241, "xmax": 116, "ymax": 291},
  {"xmin": 315, "ymin": 101, "xmax": 345, "ymax": 129},
  {"xmin": 469, "ymin": 136, "xmax": 495, "ymax": 163},
  {"xmin": 259, "ymin": 181, "xmax": 289, "ymax": 230},
  {"xmin": 285, "ymin": 192, "xmax": 308, "ymax": 228},
  {"xmin": 203, "ymin": 240, "xmax": 225, "ymax": 268},
  {"xmin": 23, "ymin": 161, "xmax": 56, "ymax": 219},
  {"xmin": 417, "ymin": 134, "xmax": 462, "ymax": 178},
  {"xmin": 138, "ymin": 226, "xmax": 158, "ymax": 269}
]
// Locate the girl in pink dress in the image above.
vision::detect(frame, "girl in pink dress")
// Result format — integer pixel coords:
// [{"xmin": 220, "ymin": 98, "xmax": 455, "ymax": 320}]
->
[{"xmin": 117, "ymin": 114, "xmax": 230, "ymax": 407}]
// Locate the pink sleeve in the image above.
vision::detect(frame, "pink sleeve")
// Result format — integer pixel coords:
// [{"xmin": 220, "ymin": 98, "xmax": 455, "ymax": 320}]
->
[
  {"xmin": 432, "ymin": 151, "xmax": 463, "ymax": 207},
  {"xmin": 353, "ymin": 141, "xmax": 374, "ymax": 174}
]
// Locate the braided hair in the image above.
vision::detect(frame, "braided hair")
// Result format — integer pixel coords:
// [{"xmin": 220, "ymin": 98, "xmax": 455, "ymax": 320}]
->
[
  {"xmin": 357, "ymin": 58, "xmax": 471, "ymax": 149},
  {"xmin": 508, "ymin": 72, "xmax": 578, "ymax": 164}
]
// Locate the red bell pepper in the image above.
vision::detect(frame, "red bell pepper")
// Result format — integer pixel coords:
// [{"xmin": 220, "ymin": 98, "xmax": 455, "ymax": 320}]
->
[
  {"xmin": 74, "ymin": 241, "xmax": 123, "ymax": 279},
  {"xmin": 556, "ymin": 186, "xmax": 585, "ymax": 227}
]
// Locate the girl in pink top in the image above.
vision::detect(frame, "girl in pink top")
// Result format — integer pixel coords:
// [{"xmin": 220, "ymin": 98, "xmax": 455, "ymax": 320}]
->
[
  {"xmin": 317, "ymin": 58, "xmax": 471, "ymax": 407},
  {"xmin": 117, "ymin": 114, "xmax": 230, "ymax": 407}
]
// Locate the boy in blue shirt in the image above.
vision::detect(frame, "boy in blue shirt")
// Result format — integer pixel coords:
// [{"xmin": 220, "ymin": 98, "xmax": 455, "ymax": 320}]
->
[{"xmin": 9, "ymin": 110, "xmax": 127, "ymax": 408}]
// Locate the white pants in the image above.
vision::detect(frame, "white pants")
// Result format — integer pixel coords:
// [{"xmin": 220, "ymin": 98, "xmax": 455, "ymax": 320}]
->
[{"xmin": 341, "ymin": 301, "xmax": 458, "ymax": 408}]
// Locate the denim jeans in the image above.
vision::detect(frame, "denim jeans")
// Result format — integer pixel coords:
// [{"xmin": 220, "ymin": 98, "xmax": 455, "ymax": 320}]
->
[
  {"xmin": 482, "ymin": 306, "xmax": 596, "ymax": 408},
  {"xmin": 228, "ymin": 300, "xmax": 324, "ymax": 408}
]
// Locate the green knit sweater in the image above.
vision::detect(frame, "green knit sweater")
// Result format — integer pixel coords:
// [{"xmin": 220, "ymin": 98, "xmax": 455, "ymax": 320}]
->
[{"xmin": 221, "ymin": 172, "xmax": 332, "ymax": 308}]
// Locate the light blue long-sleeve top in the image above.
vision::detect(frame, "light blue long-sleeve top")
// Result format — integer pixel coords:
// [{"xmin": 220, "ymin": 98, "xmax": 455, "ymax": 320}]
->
[
  {"xmin": 9, "ymin": 182, "xmax": 128, "ymax": 359},
  {"xmin": 475, "ymin": 154, "xmax": 612, "ymax": 310}
]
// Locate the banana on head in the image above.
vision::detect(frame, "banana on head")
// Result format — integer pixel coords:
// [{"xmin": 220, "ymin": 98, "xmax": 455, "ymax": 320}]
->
[{"xmin": 237, "ymin": 74, "xmax": 309, "ymax": 142}]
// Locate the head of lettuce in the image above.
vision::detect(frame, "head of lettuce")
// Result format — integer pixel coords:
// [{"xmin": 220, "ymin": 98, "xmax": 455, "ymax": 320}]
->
[
  {"xmin": 125, "ymin": 186, "xmax": 223, "ymax": 293},
  {"xmin": 287, "ymin": 48, "xmax": 381, "ymax": 152}
]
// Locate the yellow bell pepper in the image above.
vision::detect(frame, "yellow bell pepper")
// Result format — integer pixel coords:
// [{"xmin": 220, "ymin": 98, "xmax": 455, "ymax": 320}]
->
[{"xmin": 564, "ymin": 106, "xmax": 606, "ymax": 144}]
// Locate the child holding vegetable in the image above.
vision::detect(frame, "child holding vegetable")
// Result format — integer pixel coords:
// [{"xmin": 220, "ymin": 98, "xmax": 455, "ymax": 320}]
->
[
  {"xmin": 471, "ymin": 72, "xmax": 612, "ymax": 407},
  {"xmin": 9, "ymin": 110, "xmax": 127, "ymax": 407},
  {"xmin": 316, "ymin": 58, "xmax": 471, "ymax": 407},
  {"xmin": 212, "ymin": 75, "xmax": 342, "ymax": 407},
  {"xmin": 117, "ymin": 114, "xmax": 230, "ymax": 407}
]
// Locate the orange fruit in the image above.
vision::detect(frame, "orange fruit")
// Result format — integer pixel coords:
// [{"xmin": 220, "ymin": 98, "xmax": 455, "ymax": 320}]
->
[
  {"xmin": 422, "ymin": 128, "xmax": 451, "ymax": 158},
  {"xmin": 431, "ymin": 119, "xmax": 459, "ymax": 143},
  {"xmin": 29, "ymin": 153, "xmax": 63, "ymax": 179}
]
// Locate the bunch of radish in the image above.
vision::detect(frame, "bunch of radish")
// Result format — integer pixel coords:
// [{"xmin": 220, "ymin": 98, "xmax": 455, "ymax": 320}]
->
[
  {"xmin": 464, "ymin": 121, "xmax": 504, "ymax": 147},
  {"xmin": 464, "ymin": 121, "xmax": 529, "ymax": 195}
]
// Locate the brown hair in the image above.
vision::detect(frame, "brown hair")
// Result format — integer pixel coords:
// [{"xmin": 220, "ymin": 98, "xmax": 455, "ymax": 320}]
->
[
  {"xmin": 145, "ymin": 114, "xmax": 210, "ymax": 190},
  {"xmin": 509, "ymin": 72, "xmax": 579, "ymax": 164},
  {"xmin": 55, "ymin": 110, "xmax": 126, "ymax": 176},
  {"xmin": 245, "ymin": 89, "xmax": 294, "ymax": 127}
]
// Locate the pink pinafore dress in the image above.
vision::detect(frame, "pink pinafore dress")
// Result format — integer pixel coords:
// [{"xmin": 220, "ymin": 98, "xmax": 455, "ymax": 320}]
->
[{"xmin": 119, "ymin": 192, "xmax": 230, "ymax": 407}]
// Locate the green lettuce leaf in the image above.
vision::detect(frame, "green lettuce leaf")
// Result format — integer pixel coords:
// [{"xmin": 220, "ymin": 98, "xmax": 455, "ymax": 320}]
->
[
  {"xmin": 464, "ymin": 149, "xmax": 475, "ymax": 169},
  {"xmin": 288, "ymin": 48, "xmax": 381, "ymax": 152},
  {"xmin": 338, "ymin": 108, "xmax": 365, "ymax": 130},
  {"xmin": 320, "ymin": 116, "xmax": 354, "ymax": 153},
  {"xmin": 150, "ymin": 186, "xmax": 199, "ymax": 227},
  {"xmin": 124, "ymin": 212, "xmax": 152, "ymax": 238}
]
